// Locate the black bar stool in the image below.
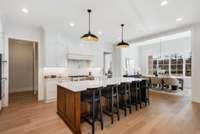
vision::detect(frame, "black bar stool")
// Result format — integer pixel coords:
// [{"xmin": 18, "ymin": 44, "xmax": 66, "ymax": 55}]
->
[
  {"xmin": 140, "ymin": 80, "xmax": 150, "ymax": 106},
  {"xmin": 81, "ymin": 87, "xmax": 103, "ymax": 134},
  {"xmin": 118, "ymin": 82, "xmax": 132, "ymax": 116},
  {"xmin": 130, "ymin": 81, "xmax": 139, "ymax": 111},
  {"xmin": 102, "ymin": 84, "xmax": 120, "ymax": 124}
]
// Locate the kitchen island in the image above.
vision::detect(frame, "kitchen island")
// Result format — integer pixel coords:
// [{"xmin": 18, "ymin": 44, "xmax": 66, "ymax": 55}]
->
[{"xmin": 57, "ymin": 78, "xmax": 143, "ymax": 134}]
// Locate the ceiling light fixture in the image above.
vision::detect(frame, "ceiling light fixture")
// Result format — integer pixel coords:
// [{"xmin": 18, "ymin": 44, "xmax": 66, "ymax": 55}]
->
[
  {"xmin": 69, "ymin": 22, "xmax": 75, "ymax": 27},
  {"xmin": 176, "ymin": 17, "xmax": 183, "ymax": 22},
  {"xmin": 81, "ymin": 9, "xmax": 99, "ymax": 42},
  {"xmin": 116, "ymin": 24, "xmax": 129, "ymax": 48},
  {"xmin": 161, "ymin": 0, "xmax": 168, "ymax": 6},
  {"xmin": 98, "ymin": 31, "xmax": 102, "ymax": 35},
  {"xmin": 21, "ymin": 8, "xmax": 29, "ymax": 14}
]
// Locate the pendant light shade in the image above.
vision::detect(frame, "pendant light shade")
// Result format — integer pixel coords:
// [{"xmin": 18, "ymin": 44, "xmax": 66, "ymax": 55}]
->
[
  {"xmin": 81, "ymin": 9, "xmax": 99, "ymax": 42},
  {"xmin": 116, "ymin": 24, "xmax": 129, "ymax": 48}
]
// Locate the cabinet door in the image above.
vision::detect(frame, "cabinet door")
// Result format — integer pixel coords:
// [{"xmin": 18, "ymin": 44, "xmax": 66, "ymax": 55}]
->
[
  {"xmin": 56, "ymin": 42, "xmax": 67, "ymax": 67},
  {"xmin": 57, "ymin": 87, "xmax": 66, "ymax": 114},
  {"xmin": 45, "ymin": 40, "xmax": 57, "ymax": 67},
  {"xmin": 45, "ymin": 41, "xmax": 67, "ymax": 67},
  {"xmin": 45, "ymin": 80, "xmax": 58, "ymax": 101}
]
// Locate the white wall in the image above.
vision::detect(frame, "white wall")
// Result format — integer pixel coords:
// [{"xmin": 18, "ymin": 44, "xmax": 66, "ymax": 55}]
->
[
  {"xmin": 191, "ymin": 24, "xmax": 200, "ymax": 103},
  {"xmin": 3, "ymin": 20, "xmax": 44, "ymax": 106}
]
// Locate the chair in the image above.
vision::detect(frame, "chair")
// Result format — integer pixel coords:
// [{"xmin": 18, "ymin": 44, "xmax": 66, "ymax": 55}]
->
[
  {"xmin": 163, "ymin": 77, "xmax": 179, "ymax": 90},
  {"xmin": 81, "ymin": 87, "xmax": 104, "ymax": 134},
  {"xmin": 101, "ymin": 84, "xmax": 120, "ymax": 124},
  {"xmin": 118, "ymin": 82, "xmax": 132, "ymax": 116},
  {"xmin": 140, "ymin": 80, "xmax": 150, "ymax": 106},
  {"xmin": 150, "ymin": 77, "xmax": 162, "ymax": 89},
  {"xmin": 130, "ymin": 81, "xmax": 141, "ymax": 111}
]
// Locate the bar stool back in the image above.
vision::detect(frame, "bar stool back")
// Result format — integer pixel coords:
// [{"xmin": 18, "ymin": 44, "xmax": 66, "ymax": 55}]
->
[{"xmin": 81, "ymin": 87, "xmax": 103, "ymax": 134}]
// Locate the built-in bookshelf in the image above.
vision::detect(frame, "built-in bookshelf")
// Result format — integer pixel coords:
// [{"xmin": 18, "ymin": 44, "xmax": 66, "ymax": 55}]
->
[
  {"xmin": 153, "ymin": 59, "xmax": 157, "ymax": 75},
  {"xmin": 170, "ymin": 57, "xmax": 183, "ymax": 76},
  {"xmin": 185, "ymin": 57, "xmax": 192, "ymax": 76},
  {"xmin": 158, "ymin": 59, "xmax": 170, "ymax": 75},
  {"xmin": 148, "ymin": 53, "xmax": 192, "ymax": 77}
]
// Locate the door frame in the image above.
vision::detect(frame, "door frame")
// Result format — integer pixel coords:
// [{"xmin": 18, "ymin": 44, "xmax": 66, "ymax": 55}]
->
[
  {"xmin": 3, "ymin": 36, "xmax": 42, "ymax": 107},
  {"xmin": 8, "ymin": 38, "xmax": 39, "ymax": 99}
]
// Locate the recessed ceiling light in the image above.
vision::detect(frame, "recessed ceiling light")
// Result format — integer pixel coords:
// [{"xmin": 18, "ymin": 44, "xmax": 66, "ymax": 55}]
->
[
  {"xmin": 161, "ymin": 0, "xmax": 168, "ymax": 6},
  {"xmin": 69, "ymin": 22, "xmax": 75, "ymax": 27},
  {"xmin": 176, "ymin": 18, "xmax": 183, "ymax": 22},
  {"xmin": 98, "ymin": 31, "xmax": 102, "ymax": 35},
  {"xmin": 21, "ymin": 8, "xmax": 29, "ymax": 14}
]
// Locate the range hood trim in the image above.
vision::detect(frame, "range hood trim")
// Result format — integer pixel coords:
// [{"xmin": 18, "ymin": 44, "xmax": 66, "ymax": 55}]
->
[{"xmin": 67, "ymin": 53, "xmax": 94, "ymax": 61}]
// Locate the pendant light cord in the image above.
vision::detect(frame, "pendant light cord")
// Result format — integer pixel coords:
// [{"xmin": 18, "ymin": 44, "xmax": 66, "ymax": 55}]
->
[
  {"xmin": 160, "ymin": 39, "xmax": 162, "ymax": 58},
  {"xmin": 121, "ymin": 24, "xmax": 124, "ymax": 42},
  {"xmin": 88, "ymin": 9, "xmax": 91, "ymax": 33}
]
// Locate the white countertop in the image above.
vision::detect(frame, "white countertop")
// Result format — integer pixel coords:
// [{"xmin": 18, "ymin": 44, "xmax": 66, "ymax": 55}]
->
[{"xmin": 57, "ymin": 77, "xmax": 144, "ymax": 92}]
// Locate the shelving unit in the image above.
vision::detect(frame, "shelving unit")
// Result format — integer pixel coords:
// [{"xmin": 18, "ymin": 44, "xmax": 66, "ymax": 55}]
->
[
  {"xmin": 158, "ymin": 59, "xmax": 169, "ymax": 75},
  {"xmin": 170, "ymin": 57, "xmax": 183, "ymax": 76},
  {"xmin": 153, "ymin": 59, "xmax": 157, "ymax": 74},
  {"xmin": 148, "ymin": 53, "xmax": 191, "ymax": 77},
  {"xmin": 185, "ymin": 57, "xmax": 192, "ymax": 76}
]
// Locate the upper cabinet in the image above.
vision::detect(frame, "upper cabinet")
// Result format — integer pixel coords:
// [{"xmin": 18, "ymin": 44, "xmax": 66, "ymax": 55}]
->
[
  {"xmin": 44, "ymin": 33, "xmax": 68, "ymax": 67},
  {"xmin": 43, "ymin": 31, "xmax": 111, "ymax": 68}
]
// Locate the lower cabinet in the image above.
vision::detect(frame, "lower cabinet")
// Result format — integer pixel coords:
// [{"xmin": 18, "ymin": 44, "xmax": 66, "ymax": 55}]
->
[{"xmin": 44, "ymin": 79, "xmax": 68, "ymax": 103}]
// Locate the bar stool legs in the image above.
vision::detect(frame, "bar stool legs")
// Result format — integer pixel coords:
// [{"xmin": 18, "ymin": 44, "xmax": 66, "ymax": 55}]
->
[
  {"xmin": 99, "ymin": 91, "xmax": 104, "ymax": 130},
  {"xmin": 116, "ymin": 86, "xmax": 120, "ymax": 121},
  {"xmin": 118, "ymin": 83, "xmax": 132, "ymax": 116},
  {"xmin": 102, "ymin": 85, "xmax": 120, "ymax": 124}
]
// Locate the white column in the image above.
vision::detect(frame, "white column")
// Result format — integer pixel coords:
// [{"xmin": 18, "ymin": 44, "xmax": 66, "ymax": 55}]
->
[
  {"xmin": 112, "ymin": 46, "xmax": 122, "ymax": 77},
  {"xmin": 191, "ymin": 24, "xmax": 200, "ymax": 103}
]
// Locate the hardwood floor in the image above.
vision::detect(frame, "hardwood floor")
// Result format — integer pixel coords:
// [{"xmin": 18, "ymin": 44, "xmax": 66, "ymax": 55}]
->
[{"xmin": 0, "ymin": 91, "xmax": 200, "ymax": 134}]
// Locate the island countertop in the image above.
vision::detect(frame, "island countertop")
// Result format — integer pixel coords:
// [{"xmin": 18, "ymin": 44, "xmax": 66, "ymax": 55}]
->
[
  {"xmin": 57, "ymin": 78, "xmax": 144, "ymax": 92},
  {"xmin": 57, "ymin": 80, "xmax": 103, "ymax": 92}
]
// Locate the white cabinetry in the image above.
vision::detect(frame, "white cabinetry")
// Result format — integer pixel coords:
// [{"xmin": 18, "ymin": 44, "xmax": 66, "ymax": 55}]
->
[
  {"xmin": 45, "ymin": 34, "xmax": 68, "ymax": 67},
  {"xmin": 44, "ymin": 79, "xmax": 68, "ymax": 103}
]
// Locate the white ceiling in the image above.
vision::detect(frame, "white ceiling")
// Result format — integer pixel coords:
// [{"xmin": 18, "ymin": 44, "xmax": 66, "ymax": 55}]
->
[
  {"xmin": 0, "ymin": 0, "xmax": 200, "ymax": 43},
  {"xmin": 135, "ymin": 31, "xmax": 191, "ymax": 46}
]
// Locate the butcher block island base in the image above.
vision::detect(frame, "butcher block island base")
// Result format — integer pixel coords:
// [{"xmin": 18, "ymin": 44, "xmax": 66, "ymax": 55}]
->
[{"xmin": 57, "ymin": 85, "xmax": 81, "ymax": 134}]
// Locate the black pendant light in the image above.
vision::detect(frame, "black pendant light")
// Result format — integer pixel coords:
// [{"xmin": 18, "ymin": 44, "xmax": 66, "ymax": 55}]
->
[
  {"xmin": 81, "ymin": 9, "xmax": 99, "ymax": 42},
  {"xmin": 116, "ymin": 24, "xmax": 129, "ymax": 48}
]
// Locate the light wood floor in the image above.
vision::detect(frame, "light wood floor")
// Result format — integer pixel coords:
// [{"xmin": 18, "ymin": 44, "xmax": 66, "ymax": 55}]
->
[{"xmin": 0, "ymin": 91, "xmax": 200, "ymax": 134}]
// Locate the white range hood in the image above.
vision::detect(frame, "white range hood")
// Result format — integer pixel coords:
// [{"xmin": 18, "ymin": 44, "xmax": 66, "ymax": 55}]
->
[{"xmin": 67, "ymin": 53, "xmax": 93, "ymax": 61}]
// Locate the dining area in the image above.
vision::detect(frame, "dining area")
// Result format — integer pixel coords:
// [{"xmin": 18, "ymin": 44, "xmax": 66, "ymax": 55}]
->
[{"xmin": 57, "ymin": 77, "xmax": 150, "ymax": 134}]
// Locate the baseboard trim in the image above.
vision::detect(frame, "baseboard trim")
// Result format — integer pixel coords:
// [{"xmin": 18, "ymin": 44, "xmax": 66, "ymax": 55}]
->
[
  {"xmin": 45, "ymin": 98, "xmax": 56, "ymax": 103},
  {"xmin": 192, "ymin": 97, "xmax": 200, "ymax": 103}
]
